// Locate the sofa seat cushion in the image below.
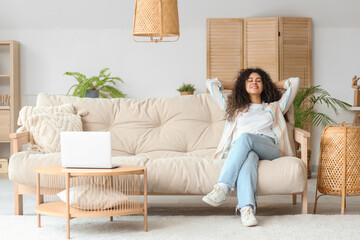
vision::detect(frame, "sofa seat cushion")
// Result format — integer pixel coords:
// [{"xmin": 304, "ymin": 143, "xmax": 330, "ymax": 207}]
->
[
  {"xmin": 134, "ymin": 149, "xmax": 216, "ymax": 159},
  {"xmin": 9, "ymin": 152, "xmax": 306, "ymax": 195},
  {"xmin": 142, "ymin": 156, "xmax": 306, "ymax": 195}
]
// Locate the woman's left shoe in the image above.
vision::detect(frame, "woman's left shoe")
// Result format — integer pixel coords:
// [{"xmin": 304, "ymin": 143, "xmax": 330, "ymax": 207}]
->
[
  {"xmin": 202, "ymin": 184, "xmax": 226, "ymax": 207},
  {"xmin": 240, "ymin": 206, "xmax": 258, "ymax": 227}
]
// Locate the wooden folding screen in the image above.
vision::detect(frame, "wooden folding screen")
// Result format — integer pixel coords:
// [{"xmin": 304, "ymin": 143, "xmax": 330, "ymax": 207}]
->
[
  {"xmin": 244, "ymin": 17, "xmax": 279, "ymax": 83},
  {"xmin": 207, "ymin": 17, "xmax": 312, "ymax": 90},
  {"xmin": 279, "ymin": 17, "xmax": 312, "ymax": 88},
  {"xmin": 206, "ymin": 19, "xmax": 243, "ymax": 91}
]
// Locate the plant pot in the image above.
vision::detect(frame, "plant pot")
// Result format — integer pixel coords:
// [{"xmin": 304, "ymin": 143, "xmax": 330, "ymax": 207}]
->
[
  {"xmin": 85, "ymin": 90, "xmax": 99, "ymax": 98},
  {"xmin": 180, "ymin": 91, "xmax": 194, "ymax": 96}
]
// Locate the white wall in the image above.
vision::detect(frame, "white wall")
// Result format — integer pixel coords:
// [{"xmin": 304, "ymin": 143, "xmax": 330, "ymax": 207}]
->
[{"xmin": 0, "ymin": 0, "xmax": 359, "ymax": 167}]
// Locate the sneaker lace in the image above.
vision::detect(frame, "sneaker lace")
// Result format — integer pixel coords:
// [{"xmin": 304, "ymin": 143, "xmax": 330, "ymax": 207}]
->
[
  {"xmin": 209, "ymin": 185, "xmax": 223, "ymax": 199},
  {"xmin": 241, "ymin": 207, "xmax": 252, "ymax": 220}
]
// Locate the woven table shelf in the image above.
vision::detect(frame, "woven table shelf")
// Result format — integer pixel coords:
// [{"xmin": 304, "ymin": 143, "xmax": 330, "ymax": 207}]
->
[{"xmin": 314, "ymin": 123, "xmax": 360, "ymax": 214}]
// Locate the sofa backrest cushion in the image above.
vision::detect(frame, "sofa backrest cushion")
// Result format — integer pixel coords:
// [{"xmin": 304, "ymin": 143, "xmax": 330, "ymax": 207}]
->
[{"xmin": 37, "ymin": 93, "xmax": 225, "ymax": 157}]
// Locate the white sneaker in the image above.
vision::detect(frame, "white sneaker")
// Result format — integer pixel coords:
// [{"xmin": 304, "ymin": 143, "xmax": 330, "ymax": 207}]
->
[
  {"xmin": 240, "ymin": 206, "xmax": 258, "ymax": 227},
  {"xmin": 202, "ymin": 184, "xmax": 226, "ymax": 207}
]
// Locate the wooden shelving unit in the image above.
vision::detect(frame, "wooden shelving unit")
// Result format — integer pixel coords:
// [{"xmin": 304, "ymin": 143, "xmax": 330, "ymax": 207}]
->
[{"xmin": 0, "ymin": 40, "xmax": 21, "ymax": 177}]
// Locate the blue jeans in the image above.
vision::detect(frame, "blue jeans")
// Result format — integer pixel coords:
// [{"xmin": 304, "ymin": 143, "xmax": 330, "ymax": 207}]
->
[{"xmin": 218, "ymin": 133, "xmax": 281, "ymax": 211}]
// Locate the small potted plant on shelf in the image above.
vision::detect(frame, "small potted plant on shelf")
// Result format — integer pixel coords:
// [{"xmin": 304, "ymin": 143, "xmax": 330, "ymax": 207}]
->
[
  {"xmin": 177, "ymin": 83, "xmax": 196, "ymax": 96},
  {"xmin": 293, "ymin": 85, "xmax": 351, "ymax": 178},
  {"xmin": 65, "ymin": 68, "xmax": 126, "ymax": 98}
]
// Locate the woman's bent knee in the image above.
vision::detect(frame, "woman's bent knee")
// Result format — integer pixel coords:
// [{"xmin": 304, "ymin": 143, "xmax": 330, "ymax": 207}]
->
[{"xmin": 235, "ymin": 133, "xmax": 254, "ymax": 147}]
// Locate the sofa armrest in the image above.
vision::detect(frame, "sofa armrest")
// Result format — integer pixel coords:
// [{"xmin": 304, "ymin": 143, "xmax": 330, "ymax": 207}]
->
[
  {"xmin": 10, "ymin": 131, "xmax": 30, "ymax": 154},
  {"xmin": 294, "ymin": 128, "xmax": 311, "ymax": 167}
]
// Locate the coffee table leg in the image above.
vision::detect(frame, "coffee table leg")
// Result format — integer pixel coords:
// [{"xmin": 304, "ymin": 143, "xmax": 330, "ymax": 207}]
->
[
  {"xmin": 66, "ymin": 173, "xmax": 70, "ymax": 239},
  {"xmin": 36, "ymin": 173, "xmax": 41, "ymax": 228},
  {"xmin": 144, "ymin": 169, "xmax": 148, "ymax": 232}
]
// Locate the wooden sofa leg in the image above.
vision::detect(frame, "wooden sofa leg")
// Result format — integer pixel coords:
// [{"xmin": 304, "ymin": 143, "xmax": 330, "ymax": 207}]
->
[
  {"xmin": 292, "ymin": 194, "xmax": 297, "ymax": 205},
  {"xmin": 301, "ymin": 182, "xmax": 308, "ymax": 214},
  {"xmin": 14, "ymin": 183, "xmax": 23, "ymax": 215}
]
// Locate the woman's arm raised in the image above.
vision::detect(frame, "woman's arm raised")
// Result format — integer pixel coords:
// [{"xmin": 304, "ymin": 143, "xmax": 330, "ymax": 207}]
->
[
  {"xmin": 206, "ymin": 78, "xmax": 227, "ymax": 111},
  {"xmin": 276, "ymin": 77, "xmax": 300, "ymax": 114},
  {"xmin": 274, "ymin": 79, "xmax": 288, "ymax": 89}
]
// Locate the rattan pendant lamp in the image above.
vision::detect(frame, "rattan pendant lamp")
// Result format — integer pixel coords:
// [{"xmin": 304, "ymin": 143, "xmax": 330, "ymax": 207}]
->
[{"xmin": 132, "ymin": 0, "xmax": 180, "ymax": 43}]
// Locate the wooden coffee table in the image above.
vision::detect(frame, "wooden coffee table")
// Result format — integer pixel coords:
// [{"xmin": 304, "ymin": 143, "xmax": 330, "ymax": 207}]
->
[{"xmin": 34, "ymin": 165, "xmax": 147, "ymax": 239}]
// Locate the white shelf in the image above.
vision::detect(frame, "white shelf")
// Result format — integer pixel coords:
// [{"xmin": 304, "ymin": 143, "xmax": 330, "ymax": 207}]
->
[
  {"xmin": 349, "ymin": 107, "xmax": 360, "ymax": 111},
  {"xmin": 0, "ymin": 106, "xmax": 10, "ymax": 109}
]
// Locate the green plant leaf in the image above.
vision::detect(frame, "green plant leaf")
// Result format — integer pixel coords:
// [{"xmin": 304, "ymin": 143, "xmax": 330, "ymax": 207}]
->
[
  {"xmin": 100, "ymin": 85, "xmax": 126, "ymax": 98},
  {"xmin": 64, "ymin": 72, "xmax": 87, "ymax": 84},
  {"xmin": 177, "ymin": 83, "xmax": 196, "ymax": 92},
  {"xmin": 293, "ymin": 85, "xmax": 351, "ymax": 130},
  {"xmin": 65, "ymin": 68, "xmax": 125, "ymax": 98},
  {"xmin": 99, "ymin": 92, "xmax": 108, "ymax": 98},
  {"xmin": 107, "ymin": 77, "xmax": 124, "ymax": 84},
  {"xmin": 99, "ymin": 68, "xmax": 110, "ymax": 77},
  {"xmin": 66, "ymin": 84, "xmax": 78, "ymax": 96}
]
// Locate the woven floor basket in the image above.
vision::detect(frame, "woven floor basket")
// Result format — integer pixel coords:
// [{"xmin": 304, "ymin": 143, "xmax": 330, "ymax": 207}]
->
[{"xmin": 316, "ymin": 123, "xmax": 360, "ymax": 196}]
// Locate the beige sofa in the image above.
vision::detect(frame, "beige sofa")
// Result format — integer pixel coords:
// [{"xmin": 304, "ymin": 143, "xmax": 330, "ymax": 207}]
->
[{"xmin": 9, "ymin": 93, "xmax": 310, "ymax": 215}]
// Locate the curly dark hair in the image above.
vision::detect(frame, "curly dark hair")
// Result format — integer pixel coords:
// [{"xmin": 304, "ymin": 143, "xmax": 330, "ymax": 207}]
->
[{"xmin": 225, "ymin": 68, "xmax": 282, "ymax": 122}]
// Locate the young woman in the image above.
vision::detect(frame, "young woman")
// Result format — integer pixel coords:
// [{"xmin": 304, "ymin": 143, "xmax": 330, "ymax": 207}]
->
[{"xmin": 203, "ymin": 68, "xmax": 299, "ymax": 227}]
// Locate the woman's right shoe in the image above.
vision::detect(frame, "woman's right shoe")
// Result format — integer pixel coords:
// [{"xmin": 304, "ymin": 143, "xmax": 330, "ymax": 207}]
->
[
  {"xmin": 202, "ymin": 184, "xmax": 226, "ymax": 207},
  {"xmin": 240, "ymin": 206, "xmax": 258, "ymax": 227}
]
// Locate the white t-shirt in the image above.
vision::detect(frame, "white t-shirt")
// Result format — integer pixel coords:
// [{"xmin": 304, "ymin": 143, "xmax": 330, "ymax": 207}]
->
[{"xmin": 231, "ymin": 103, "xmax": 276, "ymax": 145}]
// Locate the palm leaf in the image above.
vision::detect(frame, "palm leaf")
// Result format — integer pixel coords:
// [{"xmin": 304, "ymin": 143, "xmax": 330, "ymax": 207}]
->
[{"xmin": 294, "ymin": 85, "xmax": 351, "ymax": 130}]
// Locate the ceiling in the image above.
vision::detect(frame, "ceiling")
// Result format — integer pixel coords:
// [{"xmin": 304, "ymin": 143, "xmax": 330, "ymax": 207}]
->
[{"xmin": 0, "ymin": 0, "xmax": 359, "ymax": 29}]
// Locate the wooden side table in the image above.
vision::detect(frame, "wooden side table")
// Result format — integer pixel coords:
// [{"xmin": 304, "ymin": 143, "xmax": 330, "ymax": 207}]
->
[{"xmin": 34, "ymin": 165, "xmax": 147, "ymax": 239}]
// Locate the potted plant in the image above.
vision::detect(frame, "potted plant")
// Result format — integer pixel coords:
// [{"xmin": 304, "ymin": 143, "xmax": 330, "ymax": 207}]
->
[
  {"xmin": 293, "ymin": 85, "xmax": 351, "ymax": 178},
  {"xmin": 65, "ymin": 68, "xmax": 126, "ymax": 98},
  {"xmin": 293, "ymin": 85, "xmax": 351, "ymax": 129},
  {"xmin": 177, "ymin": 83, "xmax": 196, "ymax": 96}
]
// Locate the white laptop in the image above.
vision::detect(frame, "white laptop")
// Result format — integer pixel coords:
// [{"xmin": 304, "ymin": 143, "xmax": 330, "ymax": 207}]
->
[{"xmin": 61, "ymin": 131, "xmax": 119, "ymax": 169}]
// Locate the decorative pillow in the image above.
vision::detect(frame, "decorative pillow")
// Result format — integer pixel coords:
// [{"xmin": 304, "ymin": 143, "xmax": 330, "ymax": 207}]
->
[
  {"xmin": 17, "ymin": 103, "xmax": 75, "ymax": 126},
  {"xmin": 24, "ymin": 112, "xmax": 83, "ymax": 153},
  {"xmin": 57, "ymin": 185, "xmax": 128, "ymax": 210}
]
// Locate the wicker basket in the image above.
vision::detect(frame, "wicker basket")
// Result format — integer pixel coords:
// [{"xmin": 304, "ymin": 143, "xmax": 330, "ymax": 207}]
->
[{"xmin": 314, "ymin": 123, "xmax": 360, "ymax": 214}]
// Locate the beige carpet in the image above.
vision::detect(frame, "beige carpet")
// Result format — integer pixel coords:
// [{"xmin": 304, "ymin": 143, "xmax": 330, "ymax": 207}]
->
[
  {"xmin": 1, "ymin": 214, "xmax": 360, "ymax": 240},
  {"xmin": 1, "ymin": 176, "xmax": 360, "ymax": 239}
]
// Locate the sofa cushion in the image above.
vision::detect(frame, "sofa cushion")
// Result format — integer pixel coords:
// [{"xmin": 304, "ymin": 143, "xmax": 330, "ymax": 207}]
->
[
  {"xmin": 36, "ymin": 93, "xmax": 225, "ymax": 157},
  {"xmin": 17, "ymin": 103, "xmax": 75, "ymax": 127},
  {"xmin": 9, "ymin": 152, "xmax": 306, "ymax": 195},
  {"xmin": 24, "ymin": 112, "xmax": 83, "ymax": 153},
  {"xmin": 57, "ymin": 185, "xmax": 128, "ymax": 210}
]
